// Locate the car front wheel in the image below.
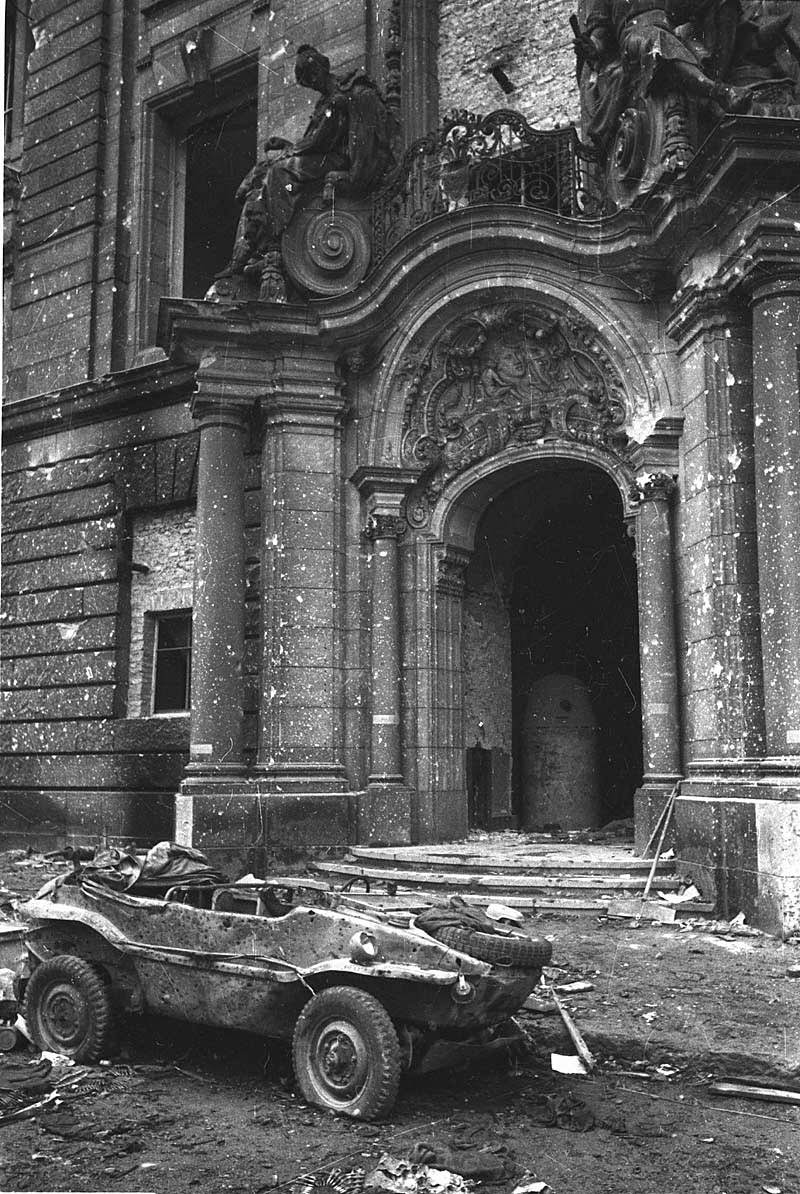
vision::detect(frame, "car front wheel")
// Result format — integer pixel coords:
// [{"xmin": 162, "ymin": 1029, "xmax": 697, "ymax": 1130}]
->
[
  {"xmin": 292, "ymin": 985, "xmax": 401, "ymax": 1120},
  {"xmin": 23, "ymin": 954, "xmax": 114, "ymax": 1063}
]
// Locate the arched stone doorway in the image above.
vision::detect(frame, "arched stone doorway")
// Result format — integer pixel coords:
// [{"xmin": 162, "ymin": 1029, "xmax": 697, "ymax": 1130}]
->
[
  {"xmin": 461, "ymin": 462, "xmax": 641, "ymax": 833},
  {"xmin": 359, "ymin": 282, "xmax": 680, "ymax": 846}
]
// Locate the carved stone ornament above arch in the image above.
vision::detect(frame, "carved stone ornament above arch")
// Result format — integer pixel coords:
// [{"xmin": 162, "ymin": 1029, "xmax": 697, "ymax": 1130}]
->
[{"xmin": 398, "ymin": 301, "xmax": 644, "ymax": 528}]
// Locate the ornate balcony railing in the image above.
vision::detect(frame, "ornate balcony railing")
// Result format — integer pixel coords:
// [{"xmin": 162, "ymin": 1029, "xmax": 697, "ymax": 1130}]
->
[{"xmin": 371, "ymin": 108, "xmax": 602, "ymax": 265}]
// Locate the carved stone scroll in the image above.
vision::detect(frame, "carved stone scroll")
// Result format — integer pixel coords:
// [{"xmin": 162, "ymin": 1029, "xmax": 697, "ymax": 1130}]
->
[{"xmin": 400, "ymin": 301, "xmax": 633, "ymax": 526}]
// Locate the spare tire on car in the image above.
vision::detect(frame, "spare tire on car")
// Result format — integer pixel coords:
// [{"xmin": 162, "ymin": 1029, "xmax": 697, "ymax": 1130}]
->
[{"xmin": 429, "ymin": 925, "xmax": 552, "ymax": 970}]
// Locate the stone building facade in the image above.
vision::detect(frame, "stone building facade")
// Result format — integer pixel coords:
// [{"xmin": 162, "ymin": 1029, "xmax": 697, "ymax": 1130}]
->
[{"xmin": 3, "ymin": 0, "xmax": 800, "ymax": 935}]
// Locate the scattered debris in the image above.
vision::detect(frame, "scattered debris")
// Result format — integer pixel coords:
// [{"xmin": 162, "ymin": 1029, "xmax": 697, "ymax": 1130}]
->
[
  {"xmin": 364, "ymin": 1153, "xmax": 472, "ymax": 1194},
  {"xmin": 551, "ymin": 990, "xmax": 596, "ymax": 1072},
  {"xmin": 606, "ymin": 898, "xmax": 677, "ymax": 923},
  {"xmin": 294, "ymin": 1168, "xmax": 366, "ymax": 1194},
  {"xmin": 407, "ymin": 1143, "xmax": 507, "ymax": 1183},
  {"xmin": 708, "ymin": 1081, "xmax": 800, "ymax": 1106},
  {"xmin": 544, "ymin": 1090, "xmax": 595, "ymax": 1132},
  {"xmin": 553, "ymin": 981, "xmax": 594, "ymax": 994},
  {"xmin": 551, "ymin": 1053, "xmax": 588, "ymax": 1076},
  {"xmin": 511, "ymin": 1176, "xmax": 549, "ymax": 1194},
  {"xmin": 785, "ymin": 963, "xmax": 800, "ymax": 979},
  {"xmin": 679, "ymin": 913, "xmax": 764, "ymax": 937},
  {"xmin": 658, "ymin": 884, "xmax": 702, "ymax": 906},
  {"xmin": 522, "ymin": 994, "xmax": 558, "ymax": 1015}
]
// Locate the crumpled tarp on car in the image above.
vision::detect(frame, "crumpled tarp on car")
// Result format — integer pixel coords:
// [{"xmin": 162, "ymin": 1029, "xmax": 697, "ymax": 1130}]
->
[{"xmin": 38, "ymin": 842, "xmax": 226, "ymax": 899}]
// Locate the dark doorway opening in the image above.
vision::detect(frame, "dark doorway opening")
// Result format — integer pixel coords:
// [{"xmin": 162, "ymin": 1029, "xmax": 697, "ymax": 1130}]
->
[{"xmin": 462, "ymin": 463, "xmax": 641, "ymax": 832}]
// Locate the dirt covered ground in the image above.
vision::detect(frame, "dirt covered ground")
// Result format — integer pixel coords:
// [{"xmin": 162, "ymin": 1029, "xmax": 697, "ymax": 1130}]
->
[{"xmin": 1, "ymin": 851, "xmax": 798, "ymax": 1194}]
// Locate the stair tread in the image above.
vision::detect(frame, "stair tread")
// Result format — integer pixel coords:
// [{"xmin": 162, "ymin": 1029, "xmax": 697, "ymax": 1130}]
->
[
  {"xmin": 350, "ymin": 848, "xmax": 668, "ymax": 873},
  {"xmin": 312, "ymin": 861, "xmax": 681, "ymax": 890}
]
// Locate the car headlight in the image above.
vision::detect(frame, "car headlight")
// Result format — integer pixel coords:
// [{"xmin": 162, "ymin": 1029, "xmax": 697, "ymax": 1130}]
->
[
  {"xmin": 451, "ymin": 973, "xmax": 475, "ymax": 1003},
  {"xmin": 349, "ymin": 929, "xmax": 379, "ymax": 965}
]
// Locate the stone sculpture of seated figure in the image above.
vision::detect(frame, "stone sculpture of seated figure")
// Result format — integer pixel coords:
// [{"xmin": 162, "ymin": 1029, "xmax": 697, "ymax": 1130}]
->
[{"xmin": 213, "ymin": 44, "xmax": 396, "ymax": 300}]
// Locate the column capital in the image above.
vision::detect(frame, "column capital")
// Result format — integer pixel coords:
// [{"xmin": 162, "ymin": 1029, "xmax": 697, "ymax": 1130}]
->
[
  {"xmin": 750, "ymin": 271, "xmax": 800, "ymax": 306},
  {"xmin": 264, "ymin": 351, "xmax": 346, "ymax": 427},
  {"xmin": 350, "ymin": 466, "xmax": 421, "ymax": 497},
  {"xmin": 436, "ymin": 546, "xmax": 471, "ymax": 596},
  {"xmin": 365, "ymin": 512, "xmax": 406, "ymax": 541},
  {"xmin": 191, "ymin": 393, "xmax": 254, "ymax": 430},
  {"xmin": 191, "ymin": 346, "xmax": 266, "ymax": 427},
  {"xmin": 629, "ymin": 471, "xmax": 677, "ymax": 505},
  {"xmin": 725, "ymin": 221, "xmax": 800, "ymax": 301},
  {"xmin": 666, "ymin": 281, "xmax": 747, "ymax": 347}
]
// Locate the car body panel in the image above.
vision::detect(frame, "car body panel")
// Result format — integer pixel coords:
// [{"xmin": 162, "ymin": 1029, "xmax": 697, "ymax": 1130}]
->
[{"xmin": 23, "ymin": 882, "xmax": 541, "ymax": 1039}]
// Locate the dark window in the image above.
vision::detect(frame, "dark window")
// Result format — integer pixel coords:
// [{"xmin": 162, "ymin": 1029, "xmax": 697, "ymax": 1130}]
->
[
  {"xmin": 153, "ymin": 612, "xmax": 192, "ymax": 713},
  {"xmin": 182, "ymin": 96, "xmax": 257, "ymax": 298},
  {"xmin": 5, "ymin": 0, "xmax": 31, "ymax": 145}
]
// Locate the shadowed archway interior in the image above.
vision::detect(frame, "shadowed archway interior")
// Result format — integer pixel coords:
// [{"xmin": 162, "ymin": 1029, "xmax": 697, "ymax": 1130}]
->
[{"xmin": 461, "ymin": 462, "xmax": 642, "ymax": 832}]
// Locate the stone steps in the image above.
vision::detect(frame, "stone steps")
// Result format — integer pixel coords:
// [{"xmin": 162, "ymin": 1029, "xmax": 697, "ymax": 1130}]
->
[
  {"xmin": 313, "ymin": 860, "xmax": 682, "ymax": 895},
  {"xmin": 308, "ymin": 835, "xmax": 704, "ymax": 915},
  {"xmin": 347, "ymin": 845, "xmax": 672, "ymax": 875}
]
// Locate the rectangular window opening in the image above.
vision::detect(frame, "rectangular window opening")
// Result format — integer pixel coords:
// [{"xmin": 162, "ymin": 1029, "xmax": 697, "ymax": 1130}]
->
[
  {"xmin": 182, "ymin": 96, "xmax": 258, "ymax": 298},
  {"xmin": 139, "ymin": 64, "xmax": 258, "ymax": 346},
  {"xmin": 152, "ymin": 611, "xmax": 192, "ymax": 714}
]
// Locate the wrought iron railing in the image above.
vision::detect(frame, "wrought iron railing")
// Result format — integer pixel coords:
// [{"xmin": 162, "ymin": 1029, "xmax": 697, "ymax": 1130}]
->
[{"xmin": 371, "ymin": 108, "xmax": 602, "ymax": 265}]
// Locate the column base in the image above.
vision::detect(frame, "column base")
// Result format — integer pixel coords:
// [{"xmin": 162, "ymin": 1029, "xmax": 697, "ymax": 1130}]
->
[
  {"xmin": 251, "ymin": 763, "xmax": 349, "ymax": 794},
  {"xmin": 673, "ymin": 760, "xmax": 800, "ymax": 937},
  {"xmin": 633, "ymin": 775, "xmax": 682, "ymax": 854},
  {"xmin": 358, "ymin": 781, "xmax": 414, "ymax": 845},
  {"xmin": 175, "ymin": 781, "xmax": 356, "ymax": 877},
  {"xmin": 183, "ymin": 763, "xmax": 249, "ymax": 781}
]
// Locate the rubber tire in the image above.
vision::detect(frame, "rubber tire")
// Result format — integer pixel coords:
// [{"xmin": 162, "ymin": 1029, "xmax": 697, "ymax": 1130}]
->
[
  {"xmin": 431, "ymin": 926, "xmax": 552, "ymax": 970},
  {"xmin": 292, "ymin": 986, "xmax": 401, "ymax": 1120},
  {"xmin": 23, "ymin": 954, "xmax": 114, "ymax": 1063}
]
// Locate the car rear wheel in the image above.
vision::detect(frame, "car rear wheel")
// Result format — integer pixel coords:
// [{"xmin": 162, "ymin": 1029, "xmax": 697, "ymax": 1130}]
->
[
  {"xmin": 292, "ymin": 986, "xmax": 401, "ymax": 1120},
  {"xmin": 23, "ymin": 954, "xmax": 114, "ymax": 1062}
]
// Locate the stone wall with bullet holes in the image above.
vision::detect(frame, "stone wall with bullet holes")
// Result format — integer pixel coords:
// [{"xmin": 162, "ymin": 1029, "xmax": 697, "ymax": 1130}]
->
[{"xmin": 438, "ymin": 0, "xmax": 579, "ymax": 129}]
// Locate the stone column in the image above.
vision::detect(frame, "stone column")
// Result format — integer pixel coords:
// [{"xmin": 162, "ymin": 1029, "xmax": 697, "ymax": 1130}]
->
[
  {"xmin": 185, "ymin": 395, "xmax": 250, "ymax": 776},
  {"xmin": 432, "ymin": 544, "xmax": 471, "ymax": 842},
  {"xmin": 256, "ymin": 348, "xmax": 350, "ymax": 844},
  {"xmin": 666, "ymin": 289, "xmax": 765, "ymax": 761},
  {"xmin": 175, "ymin": 370, "xmax": 254, "ymax": 860},
  {"xmin": 751, "ymin": 275, "xmax": 800, "ymax": 757},
  {"xmin": 359, "ymin": 511, "xmax": 412, "ymax": 843},
  {"xmin": 632, "ymin": 473, "xmax": 682, "ymax": 788},
  {"xmin": 366, "ymin": 513, "xmax": 405, "ymax": 782}
]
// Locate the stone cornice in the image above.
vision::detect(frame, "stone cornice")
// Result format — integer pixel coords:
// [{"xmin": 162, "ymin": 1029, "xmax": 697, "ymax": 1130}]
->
[
  {"xmin": 350, "ymin": 466, "xmax": 423, "ymax": 498},
  {"xmin": 315, "ymin": 204, "xmax": 656, "ymax": 346},
  {"xmin": 1, "ymin": 360, "xmax": 197, "ymax": 442},
  {"xmin": 157, "ymin": 297, "xmax": 321, "ymax": 365},
  {"xmin": 666, "ymin": 282, "xmax": 747, "ymax": 345}
]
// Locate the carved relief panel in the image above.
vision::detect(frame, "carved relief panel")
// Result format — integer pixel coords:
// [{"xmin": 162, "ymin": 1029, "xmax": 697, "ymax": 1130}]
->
[{"xmin": 399, "ymin": 302, "xmax": 634, "ymax": 524}]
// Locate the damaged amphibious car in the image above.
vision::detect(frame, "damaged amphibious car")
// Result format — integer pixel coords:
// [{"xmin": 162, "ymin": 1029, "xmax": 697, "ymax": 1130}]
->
[{"xmin": 19, "ymin": 844, "xmax": 551, "ymax": 1119}]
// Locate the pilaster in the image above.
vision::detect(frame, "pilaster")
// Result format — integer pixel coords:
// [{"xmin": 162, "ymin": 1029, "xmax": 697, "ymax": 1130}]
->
[
  {"xmin": 667, "ymin": 285, "xmax": 765, "ymax": 763},
  {"xmin": 750, "ymin": 273, "xmax": 800, "ymax": 758},
  {"xmin": 430, "ymin": 543, "xmax": 471, "ymax": 842},
  {"xmin": 630, "ymin": 472, "xmax": 682, "ymax": 840},
  {"xmin": 175, "ymin": 350, "xmax": 259, "ymax": 860},
  {"xmin": 257, "ymin": 347, "xmax": 350, "ymax": 796}
]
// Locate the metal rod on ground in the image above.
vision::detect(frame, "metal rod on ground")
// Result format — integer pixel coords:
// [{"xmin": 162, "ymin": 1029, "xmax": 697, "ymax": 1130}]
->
[
  {"xmin": 634, "ymin": 784, "xmax": 679, "ymax": 926},
  {"xmin": 709, "ymin": 1081, "xmax": 800, "ymax": 1106},
  {"xmin": 551, "ymin": 990, "xmax": 596, "ymax": 1073}
]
